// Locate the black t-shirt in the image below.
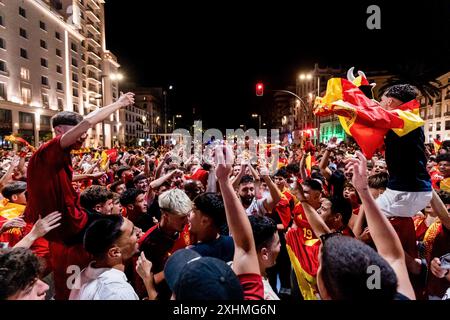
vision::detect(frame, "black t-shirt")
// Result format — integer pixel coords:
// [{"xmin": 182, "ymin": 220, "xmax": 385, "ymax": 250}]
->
[
  {"xmin": 190, "ymin": 235, "xmax": 235, "ymax": 262},
  {"xmin": 328, "ymin": 170, "xmax": 346, "ymax": 199},
  {"xmin": 384, "ymin": 127, "xmax": 431, "ymax": 192},
  {"xmin": 147, "ymin": 195, "xmax": 161, "ymax": 222}
]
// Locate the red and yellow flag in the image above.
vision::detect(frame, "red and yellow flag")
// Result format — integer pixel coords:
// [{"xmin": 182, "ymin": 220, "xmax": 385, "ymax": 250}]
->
[
  {"xmin": 314, "ymin": 78, "xmax": 424, "ymax": 158},
  {"xmin": 434, "ymin": 138, "xmax": 442, "ymax": 154}
]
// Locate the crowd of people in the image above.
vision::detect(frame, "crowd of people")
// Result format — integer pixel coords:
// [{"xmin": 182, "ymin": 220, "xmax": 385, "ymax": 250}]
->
[{"xmin": 1, "ymin": 85, "xmax": 450, "ymax": 301}]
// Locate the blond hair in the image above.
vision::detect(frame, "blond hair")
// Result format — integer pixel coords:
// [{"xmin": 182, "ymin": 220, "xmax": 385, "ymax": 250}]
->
[{"xmin": 158, "ymin": 188, "xmax": 192, "ymax": 216}]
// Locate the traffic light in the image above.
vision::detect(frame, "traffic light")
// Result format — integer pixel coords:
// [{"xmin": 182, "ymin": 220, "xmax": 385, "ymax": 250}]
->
[{"xmin": 256, "ymin": 82, "xmax": 264, "ymax": 96}]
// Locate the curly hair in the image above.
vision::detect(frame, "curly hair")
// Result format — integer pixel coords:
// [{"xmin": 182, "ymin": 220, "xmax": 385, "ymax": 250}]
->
[
  {"xmin": 383, "ymin": 84, "xmax": 418, "ymax": 103},
  {"xmin": 0, "ymin": 248, "xmax": 42, "ymax": 300}
]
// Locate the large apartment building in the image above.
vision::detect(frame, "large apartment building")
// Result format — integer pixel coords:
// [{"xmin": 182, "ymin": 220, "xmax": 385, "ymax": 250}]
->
[{"xmin": 0, "ymin": 0, "xmax": 120, "ymax": 148}]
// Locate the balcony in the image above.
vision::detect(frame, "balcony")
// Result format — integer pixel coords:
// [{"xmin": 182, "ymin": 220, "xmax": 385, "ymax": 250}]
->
[
  {"xmin": 87, "ymin": 76, "xmax": 101, "ymax": 85},
  {"xmin": 87, "ymin": 49, "xmax": 102, "ymax": 60},
  {"xmin": 87, "ymin": 37, "xmax": 101, "ymax": 48},
  {"xmin": 86, "ymin": 8, "xmax": 100, "ymax": 23},
  {"xmin": 87, "ymin": 0, "xmax": 100, "ymax": 10},
  {"xmin": 87, "ymin": 23, "xmax": 101, "ymax": 36},
  {"xmin": 86, "ymin": 62, "xmax": 102, "ymax": 73}
]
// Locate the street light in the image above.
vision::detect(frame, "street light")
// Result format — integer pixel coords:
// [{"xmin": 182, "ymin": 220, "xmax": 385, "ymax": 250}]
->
[
  {"xmin": 173, "ymin": 114, "xmax": 182, "ymax": 130},
  {"xmin": 100, "ymin": 72, "xmax": 124, "ymax": 147},
  {"xmin": 251, "ymin": 113, "xmax": 261, "ymax": 129},
  {"xmin": 164, "ymin": 85, "xmax": 174, "ymax": 134}
]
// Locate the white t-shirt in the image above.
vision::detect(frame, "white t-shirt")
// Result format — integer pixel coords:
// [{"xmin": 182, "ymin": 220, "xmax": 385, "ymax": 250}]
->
[
  {"xmin": 245, "ymin": 197, "xmax": 268, "ymax": 217},
  {"xmin": 263, "ymin": 277, "xmax": 280, "ymax": 300},
  {"xmin": 69, "ymin": 262, "xmax": 139, "ymax": 300}
]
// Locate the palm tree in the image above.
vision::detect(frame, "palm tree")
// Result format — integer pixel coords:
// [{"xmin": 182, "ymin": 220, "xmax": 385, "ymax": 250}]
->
[{"xmin": 378, "ymin": 64, "xmax": 442, "ymax": 104}]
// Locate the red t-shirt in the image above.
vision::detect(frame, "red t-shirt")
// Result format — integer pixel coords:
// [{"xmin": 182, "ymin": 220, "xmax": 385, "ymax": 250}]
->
[
  {"xmin": 186, "ymin": 168, "xmax": 209, "ymax": 188},
  {"xmin": 238, "ymin": 273, "xmax": 264, "ymax": 300},
  {"xmin": 24, "ymin": 135, "xmax": 88, "ymax": 242}
]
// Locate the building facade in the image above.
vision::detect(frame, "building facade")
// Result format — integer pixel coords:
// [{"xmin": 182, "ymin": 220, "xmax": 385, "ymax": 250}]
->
[
  {"xmin": 0, "ymin": 0, "xmax": 119, "ymax": 148},
  {"xmin": 423, "ymin": 71, "xmax": 450, "ymax": 143}
]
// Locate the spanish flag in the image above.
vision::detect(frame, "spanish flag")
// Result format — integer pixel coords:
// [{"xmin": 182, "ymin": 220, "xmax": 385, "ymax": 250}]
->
[
  {"xmin": 314, "ymin": 78, "xmax": 424, "ymax": 158},
  {"xmin": 434, "ymin": 138, "xmax": 442, "ymax": 154},
  {"xmin": 285, "ymin": 204, "xmax": 321, "ymax": 300}
]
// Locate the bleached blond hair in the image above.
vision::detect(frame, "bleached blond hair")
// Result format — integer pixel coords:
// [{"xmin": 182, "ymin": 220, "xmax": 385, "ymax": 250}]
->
[{"xmin": 158, "ymin": 188, "xmax": 193, "ymax": 216}]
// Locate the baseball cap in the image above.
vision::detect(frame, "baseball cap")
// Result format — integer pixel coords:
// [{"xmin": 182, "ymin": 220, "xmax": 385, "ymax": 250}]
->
[{"xmin": 164, "ymin": 249, "xmax": 244, "ymax": 300}]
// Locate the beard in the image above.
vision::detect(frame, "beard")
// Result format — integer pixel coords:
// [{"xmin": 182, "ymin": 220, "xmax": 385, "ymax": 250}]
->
[{"xmin": 240, "ymin": 195, "xmax": 254, "ymax": 206}]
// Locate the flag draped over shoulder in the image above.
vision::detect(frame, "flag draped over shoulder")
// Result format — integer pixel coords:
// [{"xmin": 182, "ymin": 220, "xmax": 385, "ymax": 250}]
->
[{"xmin": 314, "ymin": 77, "xmax": 424, "ymax": 158}]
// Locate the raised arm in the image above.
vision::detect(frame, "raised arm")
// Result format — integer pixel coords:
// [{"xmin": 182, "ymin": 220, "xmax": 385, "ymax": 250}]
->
[
  {"xmin": 299, "ymin": 153, "xmax": 308, "ymax": 181},
  {"xmin": 230, "ymin": 163, "xmax": 246, "ymax": 190},
  {"xmin": 319, "ymin": 138, "xmax": 337, "ymax": 181},
  {"xmin": 347, "ymin": 151, "xmax": 415, "ymax": 300},
  {"xmin": 215, "ymin": 145, "xmax": 260, "ymax": 276},
  {"xmin": 296, "ymin": 184, "xmax": 331, "ymax": 238},
  {"xmin": 14, "ymin": 212, "xmax": 61, "ymax": 249},
  {"xmin": 260, "ymin": 167, "xmax": 282, "ymax": 212},
  {"xmin": 430, "ymin": 189, "xmax": 450, "ymax": 230},
  {"xmin": 60, "ymin": 93, "xmax": 135, "ymax": 150}
]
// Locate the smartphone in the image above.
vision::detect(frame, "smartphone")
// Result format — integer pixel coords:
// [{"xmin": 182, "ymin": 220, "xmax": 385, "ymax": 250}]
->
[{"xmin": 440, "ymin": 253, "xmax": 450, "ymax": 269}]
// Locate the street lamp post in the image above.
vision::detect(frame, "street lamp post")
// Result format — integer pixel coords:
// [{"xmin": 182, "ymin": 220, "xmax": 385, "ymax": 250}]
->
[
  {"xmin": 163, "ymin": 85, "xmax": 174, "ymax": 134},
  {"xmin": 173, "ymin": 114, "xmax": 182, "ymax": 129},
  {"xmin": 100, "ymin": 72, "xmax": 123, "ymax": 147},
  {"xmin": 251, "ymin": 113, "xmax": 261, "ymax": 129}
]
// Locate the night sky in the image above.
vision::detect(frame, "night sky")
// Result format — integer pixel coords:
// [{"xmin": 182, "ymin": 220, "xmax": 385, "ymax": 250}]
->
[{"xmin": 105, "ymin": 0, "xmax": 450, "ymax": 130}]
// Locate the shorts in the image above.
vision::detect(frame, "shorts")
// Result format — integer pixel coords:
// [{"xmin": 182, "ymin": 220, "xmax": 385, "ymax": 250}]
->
[{"xmin": 375, "ymin": 188, "xmax": 432, "ymax": 218}]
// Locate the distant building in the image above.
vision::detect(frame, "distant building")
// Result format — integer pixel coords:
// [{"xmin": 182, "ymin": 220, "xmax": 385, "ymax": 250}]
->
[
  {"xmin": 423, "ymin": 71, "xmax": 450, "ymax": 142},
  {"xmin": 0, "ymin": 0, "xmax": 120, "ymax": 148}
]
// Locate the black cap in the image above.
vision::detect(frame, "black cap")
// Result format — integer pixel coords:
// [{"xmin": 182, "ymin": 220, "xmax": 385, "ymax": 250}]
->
[{"xmin": 164, "ymin": 249, "xmax": 244, "ymax": 300}]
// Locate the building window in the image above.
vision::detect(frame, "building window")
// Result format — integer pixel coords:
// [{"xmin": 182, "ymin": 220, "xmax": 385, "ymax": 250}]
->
[
  {"xmin": 21, "ymin": 87, "xmax": 31, "ymax": 105},
  {"xmin": 57, "ymin": 82, "xmax": 63, "ymax": 91},
  {"xmin": 73, "ymin": 88, "xmax": 79, "ymax": 97},
  {"xmin": 40, "ymin": 40, "xmax": 47, "ymax": 49},
  {"xmin": 57, "ymin": 98, "xmax": 64, "ymax": 111},
  {"xmin": 19, "ymin": 7, "xmax": 26, "ymax": 18},
  {"xmin": 0, "ymin": 15, "xmax": 3, "ymax": 26},
  {"xmin": 0, "ymin": 38, "xmax": 5, "ymax": 49},
  {"xmin": 41, "ymin": 115, "xmax": 51, "ymax": 126},
  {"xmin": 41, "ymin": 76, "xmax": 49, "ymax": 86},
  {"xmin": 71, "ymin": 43, "xmax": 77, "ymax": 52},
  {"xmin": 20, "ymin": 67, "xmax": 30, "ymax": 80},
  {"xmin": 71, "ymin": 58, "xmax": 78, "ymax": 67},
  {"xmin": 0, "ymin": 82, "xmax": 6, "ymax": 100},
  {"xmin": 56, "ymin": 48, "xmax": 62, "ymax": 57},
  {"xmin": 39, "ymin": 21, "xmax": 46, "ymax": 31},
  {"xmin": 0, "ymin": 60, "xmax": 5, "ymax": 72},
  {"xmin": 20, "ymin": 48, "xmax": 28, "ymax": 59},
  {"xmin": 56, "ymin": 65, "xmax": 62, "ymax": 74},
  {"xmin": 55, "ymin": 31, "xmax": 61, "ymax": 40},
  {"xmin": 41, "ymin": 93, "xmax": 49, "ymax": 108},
  {"xmin": 72, "ymin": 73, "xmax": 79, "ymax": 82},
  {"xmin": 429, "ymin": 123, "xmax": 433, "ymax": 131},
  {"xmin": 19, "ymin": 28, "xmax": 27, "ymax": 39},
  {"xmin": 19, "ymin": 112, "xmax": 33, "ymax": 124},
  {"xmin": 436, "ymin": 121, "xmax": 441, "ymax": 131},
  {"xmin": 40, "ymin": 58, "xmax": 48, "ymax": 68},
  {"xmin": 446, "ymin": 121, "xmax": 450, "ymax": 130}
]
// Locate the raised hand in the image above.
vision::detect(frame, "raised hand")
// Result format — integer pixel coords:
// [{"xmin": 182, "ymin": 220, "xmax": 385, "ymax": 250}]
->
[
  {"xmin": 0, "ymin": 217, "xmax": 27, "ymax": 233},
  {"xmin": 30, "ymin": 212, "xmax": 62, "ymax": 239},
  {"xmin": 326, "ymin": 137, "xmax": 338, "ymax": 151},
  {"xmin": 117, "ymin": 92, "xmax": 135, "ymax": 107},
  {"xmin": 214, "ymin": 145, "xmax": 234, "ymax": 181},
  {"xmin": 136, "ymin": 251, "xmax": 154, "ymax": 282},
  {"xmin": 344, "ymin": 151, "xmax": 368, "ymax": 192}
]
